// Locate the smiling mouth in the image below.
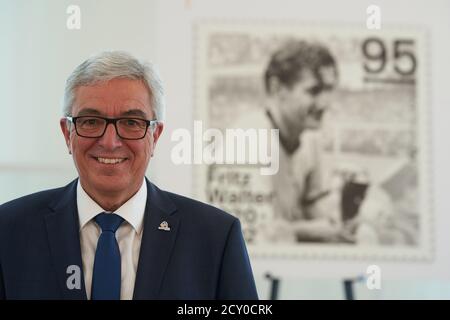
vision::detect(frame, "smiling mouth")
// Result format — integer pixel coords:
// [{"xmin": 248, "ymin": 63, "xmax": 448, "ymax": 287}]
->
[{"xmin": 94, "ymin": 157, "xmax": 127, "ymax": 164}]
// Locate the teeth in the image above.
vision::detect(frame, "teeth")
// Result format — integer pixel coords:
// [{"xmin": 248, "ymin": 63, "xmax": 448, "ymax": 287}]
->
[{"xmin": 96, "ymin": 157, "xmax": 125, "ymax": 164}]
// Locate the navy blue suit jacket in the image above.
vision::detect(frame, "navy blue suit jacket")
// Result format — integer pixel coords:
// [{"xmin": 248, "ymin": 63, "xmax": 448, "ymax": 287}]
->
[{"xmin": 0, "ymin": 179, "xmax": 258, "ymax": 300}]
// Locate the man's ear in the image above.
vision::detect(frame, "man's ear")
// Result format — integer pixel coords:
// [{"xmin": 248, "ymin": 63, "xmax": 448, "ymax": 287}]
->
[
  {"xmin": 151, "ymin": 122, "xmax": 164, "ymax": 146},
  {"xmin": 60, "ymin": 118, "xmax": 72, "ymax": 153},
  {"xmin": 150, "ymin": 122, "xmax": 164, "ymax": 157}
]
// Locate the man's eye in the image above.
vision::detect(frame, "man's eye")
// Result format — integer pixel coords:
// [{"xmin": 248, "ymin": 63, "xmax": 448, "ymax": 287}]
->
[
  {"xmin": 81, "ymin": 118, "xmax": 99, "ymax": 126},
  {"xmin": 125, "ymin": 119, "xmax": 138, "ymax": 126}
]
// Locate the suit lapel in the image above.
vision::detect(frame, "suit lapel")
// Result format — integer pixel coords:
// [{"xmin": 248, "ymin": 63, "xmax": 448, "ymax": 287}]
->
[
  {"xmin": 133, "ymin": 179, "xmax": 179, "ymax": 300},
  {"xmin": 45, "ymin": 179, "xmax": 87, "ymax": 300}
]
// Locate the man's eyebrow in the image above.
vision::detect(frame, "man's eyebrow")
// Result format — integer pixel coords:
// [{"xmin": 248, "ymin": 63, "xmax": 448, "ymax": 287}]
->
[
  {"xmin": 121, "ymin": 109, "xmax": 148, "ymax": 118},
  {"xmin": 75, "ymin": 108, "xmax": 149, "ymax": 118}
]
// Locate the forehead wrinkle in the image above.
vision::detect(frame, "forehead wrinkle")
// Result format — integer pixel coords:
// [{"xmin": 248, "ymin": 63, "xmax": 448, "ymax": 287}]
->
[
  {"xmin": 120, "ymin": 98, "xmax": 151, "ymax": 113},
  {"xmin": 73, "ymin": 81, "xmax": 153, "ymax": 117},
  {"xmin": 72, "ymin": 93, "xmax": 106, "ymax": 113}
]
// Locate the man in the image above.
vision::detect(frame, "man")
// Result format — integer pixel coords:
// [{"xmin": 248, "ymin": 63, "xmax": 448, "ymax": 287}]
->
[
  {"xmin": 232, "ymin": 40, "xmax": 342, "ymax": 243},
  {"xmin": 265, "ymin": 40, "xmax": 342, "ymax": 242},
  {"xmin": 0, "ymin": 51, "xmax": 258, "ymax": 299}
]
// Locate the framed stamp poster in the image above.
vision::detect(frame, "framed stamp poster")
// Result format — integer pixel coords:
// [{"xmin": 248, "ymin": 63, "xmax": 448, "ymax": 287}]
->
[{"xmin": 193, "ymin": 21, "xmax": 432, "ymax": 260}]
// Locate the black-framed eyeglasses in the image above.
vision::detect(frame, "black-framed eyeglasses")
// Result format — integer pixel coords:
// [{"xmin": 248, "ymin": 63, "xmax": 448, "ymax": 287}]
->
[{"xmin": 66, "ymin": 116, "xmax": 159, "ymax": 140}]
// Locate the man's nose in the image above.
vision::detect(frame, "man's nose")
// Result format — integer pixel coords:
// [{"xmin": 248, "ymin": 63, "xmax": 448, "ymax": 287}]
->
[{"xmin": 98, "ymin": 123, "xmax": 122, "ymax": 148}]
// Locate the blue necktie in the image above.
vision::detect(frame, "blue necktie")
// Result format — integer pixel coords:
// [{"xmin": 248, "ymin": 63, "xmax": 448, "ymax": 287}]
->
[{"xmin": 91, "ymin": 213, "xmax": 124, "ymax": 300}]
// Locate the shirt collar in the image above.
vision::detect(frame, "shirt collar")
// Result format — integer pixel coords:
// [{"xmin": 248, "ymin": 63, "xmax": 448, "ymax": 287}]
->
[{"xmin": 77, "ymin": 178, "xmax": 147, "ymax": 234}]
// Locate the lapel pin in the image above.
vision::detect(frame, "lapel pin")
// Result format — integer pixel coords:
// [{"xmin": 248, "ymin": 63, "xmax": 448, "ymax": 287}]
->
[{"xmin": 158, "ymin": 221, "xmax": 171, "ymax": 231}]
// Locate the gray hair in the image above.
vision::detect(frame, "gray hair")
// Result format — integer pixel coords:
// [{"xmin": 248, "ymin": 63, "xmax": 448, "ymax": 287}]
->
[{"xmin": 63, "ymin": 51, "xmax": 165, "ymax": 121}]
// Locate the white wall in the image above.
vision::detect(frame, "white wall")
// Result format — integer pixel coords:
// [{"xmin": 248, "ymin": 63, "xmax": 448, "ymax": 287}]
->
[
  {"xmin": 0, "ymin": 0, "xmax": 160, "ymax": 199},
  {"xmin": 1, "ymin": 0, "xmax": 450, "ymax": 299}
]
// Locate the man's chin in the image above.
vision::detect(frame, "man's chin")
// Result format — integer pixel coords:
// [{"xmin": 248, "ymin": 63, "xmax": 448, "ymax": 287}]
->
[{"xmin": 89, "ymin": 178, "xmax": 131, "ymax": 195}]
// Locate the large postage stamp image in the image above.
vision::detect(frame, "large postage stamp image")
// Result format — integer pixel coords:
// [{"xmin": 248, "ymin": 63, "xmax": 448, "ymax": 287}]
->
[{"xmin": 193, "ymin": 22, "xmax": 431, "ymax": 260}]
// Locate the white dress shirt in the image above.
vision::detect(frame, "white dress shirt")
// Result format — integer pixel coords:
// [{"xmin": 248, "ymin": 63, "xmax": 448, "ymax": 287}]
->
[{"xmin": 77, "ymin": 179, "xmax": 147, "ymax": 300}]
